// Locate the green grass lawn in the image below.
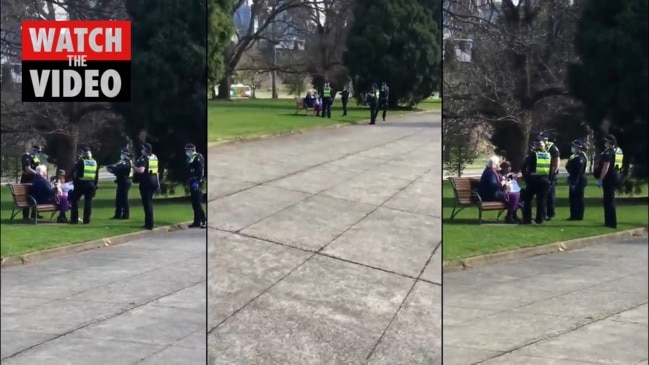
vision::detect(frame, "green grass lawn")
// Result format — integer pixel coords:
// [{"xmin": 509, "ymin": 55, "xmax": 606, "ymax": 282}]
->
[
  {"xmin": 0, "ymin": 182, "xmax": 204, "ymax": 257},
  {"xmin": 418, "ymin": 98, "xmax": 441, "ymax": 111},
  {"xmin": 208, "ymin": 98, "xmax": 419, "ymax": 142},
  {"xmin": 443, "ymin": 178, "xmax": 649, "ymax": 261}
]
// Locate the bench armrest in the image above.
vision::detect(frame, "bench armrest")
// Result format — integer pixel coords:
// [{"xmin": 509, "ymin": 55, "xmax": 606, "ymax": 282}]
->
[
  {"xmin": 26, "ymin": 195, "xmax": 38, "ymax": 207},
  {"xmin": 471, "ymin": 191, "xmax": 483, "ymax": 204}
]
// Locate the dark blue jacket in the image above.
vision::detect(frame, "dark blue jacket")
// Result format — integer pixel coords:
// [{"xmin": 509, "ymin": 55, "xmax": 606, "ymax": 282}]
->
[
  {"xmin": 30, "ymin": 175, "xmax": 55, "ymax": 204},
  {"xmin": 478, "ymin": 168, "xmax": 505, "ymax": 201}
]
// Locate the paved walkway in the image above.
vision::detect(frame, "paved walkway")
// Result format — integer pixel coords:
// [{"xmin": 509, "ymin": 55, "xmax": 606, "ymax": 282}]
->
[
  {"xmin": 444, "ymin": 236, "xmax": 649, "ymax": 365},
  {"xmin": 0, "ymin": 229, "xmax": 206, "ymax": 364},
  {"xmin": 207, "ymin": 114, "xmax": 442, "ymax": 364}
]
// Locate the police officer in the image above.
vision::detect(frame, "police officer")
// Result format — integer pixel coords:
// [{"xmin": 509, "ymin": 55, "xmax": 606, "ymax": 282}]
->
[
  {"xmin": 378, "ymin": 81, "xmax": 390, "ymax": 121},
  {"xmin": 184, "ymin": 143, "xmax": 207, "ymax": 228},
  {"xmin": 594, "ymin": 134, "xmax": 623, "ymax": 229},
  {"xmin": 20, "ymin": 145, "xmax": 43, "ymax": 219},
  {"xmin": 367, "ymin": 83, "xmax": 379, "ymax": 125},
  {"xmin": 321, "ymin": 81, "xmax": 333, "ymax": 118},
  {"xmin": 69, "ymin": 146, "xmax": 98, "ymax": 224},
  {"xmin": 340, "ymin": 85, "xmax": 350, "ymax": 117},
  {"xmin": 521, "ymin": 138, "xmax": 552, "ymax": 224},
  {"xmin": 565, "ymin": 139, "xmax": 588, "ymax": 221},
  {"xmin": 538, "ymin": 132, "xmax": 560, "ymax": 220},
  {"xmin": 133, "ymin": 143, "xmax": 160, "ymax": 230},
  {"xmin": 107, "ymin": 147, "xmax": 132, "ymax": 220}
]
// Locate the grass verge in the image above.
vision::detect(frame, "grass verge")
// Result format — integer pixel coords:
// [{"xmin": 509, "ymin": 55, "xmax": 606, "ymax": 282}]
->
[
  {"xmin": 0, "ymin": 182, "xmax": 203, "ymax": 257},
  {"xmin": 442, "ymin": 178, "xmax": 648, "ymax": 261},
  {"xmin": 208, "ymin": 98, "xmax": 421, "ymax": 142}
]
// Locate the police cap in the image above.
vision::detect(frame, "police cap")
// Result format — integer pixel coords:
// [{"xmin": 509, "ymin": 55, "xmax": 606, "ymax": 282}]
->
[
  {"xmin": 184, "ymin": 143, "xmax": 196, "ymax": 150},
  {"xmin": 571, "ymin": 139, "xmax": 584, "ymax": 149},
  {"xmin": 33, "ymin": 145, "xmax": 42, "ymax": 151},
  {"xmin": 604, "ymin": 134, "xmax": 617, "ymax": 144},
  {"xmin": 142, "ymin": 143, "xmax": 153, "ymax": 153},
  {"xmin": 80, "ymin": 146, "xmax": 91, "ymax": 153},
  {"xmin": 537, "ymin": 132, "xmax": 549, "ymax": 141}
]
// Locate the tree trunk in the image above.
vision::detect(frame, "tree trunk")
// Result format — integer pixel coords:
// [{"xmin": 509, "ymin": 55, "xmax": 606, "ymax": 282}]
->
[
  {"xmin": 217, "ymin": 74, "xmax": 232, "ymax": 100},
  {"xmin": 509, "ymin": 114, "xmax": 532, "ymax": 171}
]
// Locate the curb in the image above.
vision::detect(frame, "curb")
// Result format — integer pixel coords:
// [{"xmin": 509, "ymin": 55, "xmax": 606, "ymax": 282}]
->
[
  {"xmin": 208, "ymin": 110, "xmax": 436, "ymax": 148},
  {"xmin": 0, "ymin": 221, "xmax": 193, "ymax": 269},
  {"xmin": 443, "ymin": 227, "xmax": 648, "ymax": 273}
]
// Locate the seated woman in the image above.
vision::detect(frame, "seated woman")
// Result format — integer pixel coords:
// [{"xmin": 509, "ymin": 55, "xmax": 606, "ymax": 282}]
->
[
  {"xmin": 498, "ymin": 161, "xmax": 523, "ymax": 222},
  {"xmin": 478, "ymin": 156, "xmax": 518, "ymax": 224},
  {"xmin": 303, "ymin": 91, "xmax": 315, "ymax": 109},
  {"xmin": 51, "ymin": 169, "xmax": 70, "ymax": 223}
]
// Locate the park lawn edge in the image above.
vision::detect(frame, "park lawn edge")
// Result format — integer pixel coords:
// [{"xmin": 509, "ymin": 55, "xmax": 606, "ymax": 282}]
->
[
  {"xmin": 443, "ymin": 227, "xmax": 648, "ymax": 273},
  {"xmin": 208, "ymin": 109, "xmax": 436, "ymax": 144},
  {"xmin": 0, "ymin": 220, "xmax": 193, "ymax": 268}
]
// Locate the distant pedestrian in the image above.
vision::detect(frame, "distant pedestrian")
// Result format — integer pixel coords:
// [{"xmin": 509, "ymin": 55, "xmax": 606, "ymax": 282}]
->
[
  {"xmin": 340, "ymin": 86, "xmax": 349, "ymax": 116},
  {"xmin": 366, "ymin": 83, "xmax": 379, "ymax": 125},
  {"xmin": 69, "ymin": 146, "xmax": 98, "ymax": 224},
  {"xmin": 184, "ymin": 143, "xmax": 206, "ymax": 228},
  {"xmin": 378, "ymin": 81, "xmax": 390, "ymax": 121},
  {"xmin": 133, "ymin": 143, "xmax": 160, "ymax": 230},
  {"xmin": 594, "ymin": 134, "xmax": 624, "ymax": 229},
  {"xmin": 321, "ymin": 81, "xmax": 333, "ymax": 119}
]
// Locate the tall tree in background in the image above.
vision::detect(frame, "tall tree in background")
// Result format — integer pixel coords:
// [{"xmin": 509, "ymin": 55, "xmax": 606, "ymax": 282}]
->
[
  {"xmin": 208, "ymin": 0, "xmax": 234, "ymax": 98},
  {"xmin": 569, "ymin": 0, "xmax": 648, "ymax": 179},
  {"xmin": 344, "ymin": 0, "xmax": 441, "ymax": 107},
  {"xmin": 113, "ymin": 0, "xmax": 207, "ymax": 182}
]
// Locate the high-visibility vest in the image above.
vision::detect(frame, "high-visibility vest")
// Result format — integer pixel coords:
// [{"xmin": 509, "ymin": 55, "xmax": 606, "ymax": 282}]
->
[
  {"xmin": 81, "ymin": 159, "xmax": 97, "ymax": 180},
  {"xmin": 614, "ymin": 147, "xmax": 624, "ymax": 170},
  {"xmin": 374, "ymin": 90, "xmax": 379, "ymax": 99},
  {"xmin": 148, "ymin": 154, "xmax": 159, "ymax": 175},
  {"xmin": 32, "ymin": 155, "xmax": 40, "ymax": 165},
  {"xmin": 322, "ymin": 86, "xmax": 331, "ymax": 98},
  {"xmin": 534, "ymin": 152, "xmax": 551, "ymax": 175}
]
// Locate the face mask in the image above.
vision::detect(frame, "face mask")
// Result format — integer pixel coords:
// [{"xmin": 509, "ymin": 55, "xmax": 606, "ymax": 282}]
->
[
  {"xmin": 86, "ymin": 152, "xmax": 92, "ymax": 159},
  {"xmin": 571, "ymin": 147, "xmax": 577, "ymax": 154},
  {"xmin": 141, "ymin": 150, "xmax": 146, "ymax": 155},
  {"xmin": 33, "ymin": 151, "xmax": 41, "ymax": 156},
  {"xmin": 186, "ymin": 151, "xmax": 193, "ymax": 157},
  {"xmin": 120, "ymin": 154, "xmax": 127, "ymax": 160}
]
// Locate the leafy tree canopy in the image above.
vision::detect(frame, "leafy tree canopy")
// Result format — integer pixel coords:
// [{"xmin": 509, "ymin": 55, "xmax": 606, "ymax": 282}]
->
[{"xmin": 344, "ymin": 0, "xmax": 441, "ymax": 107}]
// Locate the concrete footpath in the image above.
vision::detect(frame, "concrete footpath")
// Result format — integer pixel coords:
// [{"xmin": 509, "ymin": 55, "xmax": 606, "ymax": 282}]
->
[
  {"xmin": 207, "ymin": 114, "xmax": 442, "ymax": 364},
  {"xmin": 444, "ymin": 236, "xmax": 649, "ymax": 365},
  {"xmin": 0, "ymin": 229, "xmax": 206, "ymax": 364}
]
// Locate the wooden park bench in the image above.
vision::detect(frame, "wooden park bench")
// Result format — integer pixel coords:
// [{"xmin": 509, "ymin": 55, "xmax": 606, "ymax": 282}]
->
[
  {"xmin": 294, "ymin": 96, "xmax": 315, "ymax": 115},
  {"xmin": 8, "ymin": 183, "xmax": 59, "ymax": 224},
  {"xmin": 448, "ymin": 176, "xmax": 507, "ymax": 224}
]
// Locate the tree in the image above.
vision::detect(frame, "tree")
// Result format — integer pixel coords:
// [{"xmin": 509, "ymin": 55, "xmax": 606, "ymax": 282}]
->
[
  {"xmin": 569, "ymin": 0, "xmax": 648, "ymax": 179},
  {"xmin": 208, "ymin": 0, "xmax": 234, "ymax": 98},
  {"xmin": 113, "ymin": 0, "xmax": 207, "ymax": 183},
  {"xmin": 217, "ymin": 0, "xmax": 305, "ymax": 99},
  {"xmin": 443, "ymin": 0, "xmax": 581, "ymax": 170},
  {"xmin": 345, "ymin": 0, "xmax": 441, "ymax": 107},
  {"xmin": 1, "ymin": 0, "xmax": 127, "ymax": 173}
]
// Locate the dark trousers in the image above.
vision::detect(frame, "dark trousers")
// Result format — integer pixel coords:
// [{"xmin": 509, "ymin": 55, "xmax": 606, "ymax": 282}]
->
[
  {"xmin": 378, "ymin": 99, "xmax": 388, "ymax": 121},
  {"xmin": 321, "ymin": 97, "xmax": 332, "ymax": 118},
  {"xmin": 546, "ymin": 177, "xmax": 557, "ymax": 218},
  {"xmin": 115, "ymin": 181, "xmax": 131, "ymax": 218},
  {"xmin": 369, "ymin": 103, "xmax": 377, "ymax": 123},
  {"xmin": 190, "ymin": 183, "xmax": 206, "ymax": 224},
  {"xmin": 602, "ymin": 179, "xmax": 617, "ymax": 228},
  {"xmin": 568, "ymin": 178, "xmax": 586, "ymax": 220},
  {"xmin": 522, "ymin": 177, "xmax": 550, "ymax": 223},
  {"xmin": 341, "ymin": 99, "xmax": 348, "ymax": 116},
  {"xmin": 139, "ymin": 183, "xmax": 155, "ymax": 229},
  {"xmin": 70, "ymin": 183, "xmax": 95, "ymax": 224}
]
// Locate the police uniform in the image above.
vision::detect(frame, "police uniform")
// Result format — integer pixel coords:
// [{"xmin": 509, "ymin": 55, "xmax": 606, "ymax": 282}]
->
[
  {"xmin": 565, "ymin": 140, "xmax": 588, "ymax": 220},
  {"xmin": 185, "ymin": 144, "xmax": 206, "ymax": 228},
  {"xmin": 134, "ymin": 143, "xmax": 160, "ymax": 230},
  {"xmin": 378, "ymin": 82, "xmax": 390, "ymax": 121},
  {"xmin": 70, "ymin": 147, "xmax": 98, "ymax": 224},
  {"xmin": 340, "ymin": 88, "xmax": 349, "ymax": 116},
  {"xmin": 367, "ymin": 85, "xmax": 379, "ymax": 124},
  {"xmin": 538, "ymin": 133, "xmax": 560, "ymax": 220},
  {"xmin": 20, "ymin": 145, "xmax": 42, "ymax": 219},
  {"xmin": 595, "ymin": 134, "xmax": 623, "ymax": 228},
  {"xmin": 521, "ymin": 141, "xmax": 552, "ymax": 224},
  {"xmin": 107, "ymin": 148, "xmax": 132, "ymax": 219},
  {"xmin": 321, "ymin": 83, "xmax": 333, "ymax": 119}
]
